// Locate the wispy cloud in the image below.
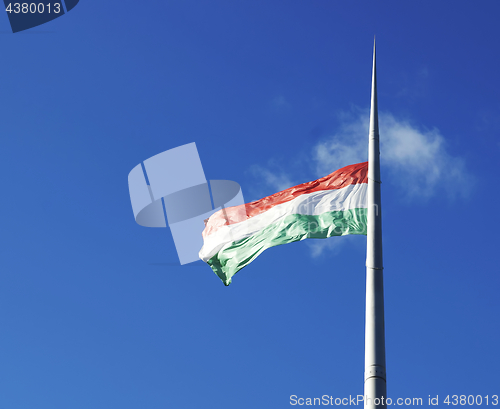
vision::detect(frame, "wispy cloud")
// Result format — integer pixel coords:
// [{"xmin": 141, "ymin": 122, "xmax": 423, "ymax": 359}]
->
[
  {"xmin": 314, "ymin": 109, "xmax": 471, "ymax": 199},
  {"xmin": 476, "ymin": 106, "xmax": 500, "ymax": 133},
  {"xmin": 393, "ymin": 66, "xmax": 430, "ymax": 99},
  {"xmin": 306, "ymin": 237, "xmax": 341, "ymax": 258},
  {"xmin": 269, "ymin": 95, "xmax": 291, "ymax": 112},
  {"xmin": 248, "ymin": 161, "xmax": 295, "ymax": 200},
  {"xmin": 248, "ymin": 108, "xmax": 473, "ymax": 257},
  {"xmin": 306, "ymin": 235, "xmax": 364, "ymax": 258}
]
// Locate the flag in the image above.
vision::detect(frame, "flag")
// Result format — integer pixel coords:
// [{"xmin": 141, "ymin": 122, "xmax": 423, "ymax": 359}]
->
[{"xmin": 199, "ymin": 162, "xmax": 368, "ymax": 285}]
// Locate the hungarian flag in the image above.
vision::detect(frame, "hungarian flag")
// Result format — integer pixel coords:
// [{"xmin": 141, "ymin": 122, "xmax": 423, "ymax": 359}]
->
[{"xmin": 199, "ymin": 162, "xmax": 368, "ymax": 285}]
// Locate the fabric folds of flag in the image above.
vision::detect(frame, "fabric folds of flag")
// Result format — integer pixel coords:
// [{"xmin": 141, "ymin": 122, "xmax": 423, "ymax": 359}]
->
[{"xmin": 199, "ymin": 162, "xmax": 369, "ymax": 285}]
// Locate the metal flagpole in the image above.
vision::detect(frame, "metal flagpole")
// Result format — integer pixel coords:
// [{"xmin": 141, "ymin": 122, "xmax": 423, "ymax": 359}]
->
[{"xmin": 364, "ymin": 39, "xmax": 387, "ymax": 409}]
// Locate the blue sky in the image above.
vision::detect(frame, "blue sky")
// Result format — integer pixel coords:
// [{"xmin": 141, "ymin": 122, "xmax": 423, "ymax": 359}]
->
[{"xmin": 1, "ymin": 1, "xmax": 499, "ymax": 408}]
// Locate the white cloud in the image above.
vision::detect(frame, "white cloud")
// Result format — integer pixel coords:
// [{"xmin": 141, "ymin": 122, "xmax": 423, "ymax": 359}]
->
[
  {"xmin": 476, "ymin": 106, "xmax": 500, "ymax": 132},
  {"xmin": 314, "ymin": 110, "xmax": 471, "ymax": 199},
  {"xmin": 248, "ymin": 109, "xmax": 472, "ymax": 257},
  {"xmin": 306, "ymin": 235, "xmax": 364, "ymax": 258},
  {"xmin": 269, "ymin": 95, "xmax": 291, "ymax": 112},
  {"xmin": 393, "ymin": 66, "xmax": 430, "ymax": 99},
  {"xmin": 306, "ymin": 238, "xmax": 341, "ymax": 258},
  {"xmin": 314, "ymin": 111, "xmax": 367, "ymax": 175},
  {"xmin": 419, "ymin": 66, "xmax": 430, "ymax": 79},
  {"xmin": 248, "ymin": 162, "xmax": 294, "ymax": 200}
]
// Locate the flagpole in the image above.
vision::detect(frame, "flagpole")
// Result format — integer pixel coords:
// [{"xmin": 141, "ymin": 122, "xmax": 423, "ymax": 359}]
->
[{"xmin": 364, "ymin": 39, "xmax": 387, "ymax": 409}]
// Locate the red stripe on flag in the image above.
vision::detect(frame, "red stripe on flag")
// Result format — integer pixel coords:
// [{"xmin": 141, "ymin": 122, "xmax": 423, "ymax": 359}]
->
[{"xmin": 203, "ymin": 162, "xmax": 368, "ymax": 238}]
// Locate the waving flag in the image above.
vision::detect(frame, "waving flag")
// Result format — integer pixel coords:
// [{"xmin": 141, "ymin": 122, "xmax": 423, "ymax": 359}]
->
[{"xmin": 199, "ymin": 162, "xmax": 368, "ymax": 285}]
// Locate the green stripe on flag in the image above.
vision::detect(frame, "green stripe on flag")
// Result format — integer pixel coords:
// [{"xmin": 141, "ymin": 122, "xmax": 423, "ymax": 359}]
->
[{"xmin": 207, "ymin": 208, "xmax": 368, "ymax": 285}]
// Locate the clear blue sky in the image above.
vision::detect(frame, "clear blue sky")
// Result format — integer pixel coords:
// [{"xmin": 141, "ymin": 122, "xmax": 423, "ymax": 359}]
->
[{"xmin": 1, "ymin": 1, "xmax": 499, "ymax": 408}]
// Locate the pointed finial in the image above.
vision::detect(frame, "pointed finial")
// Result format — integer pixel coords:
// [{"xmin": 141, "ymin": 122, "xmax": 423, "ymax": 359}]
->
[{"xmin": 370, "ymin": 37, "xmax": 379, "ymax": 138}]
